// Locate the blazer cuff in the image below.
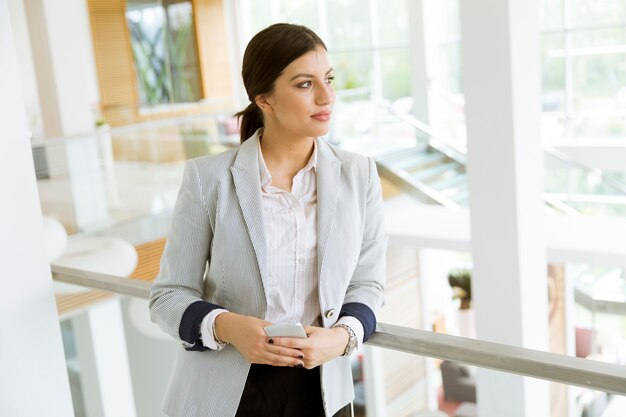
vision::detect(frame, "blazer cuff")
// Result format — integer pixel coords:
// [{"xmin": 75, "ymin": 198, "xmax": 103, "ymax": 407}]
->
[
  {"xmin": 339, "ymin": 302, "xmax": 376, "ymax": 342},
  {"xmin": 179, "ymin": 300, "xmax": 224, "ymax": 351}
]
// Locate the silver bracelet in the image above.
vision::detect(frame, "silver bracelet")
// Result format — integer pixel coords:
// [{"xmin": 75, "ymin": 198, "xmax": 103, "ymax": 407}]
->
[
  {"xmin": 212, "ymin": 316, "xmax": 228, "ymax": 347},
  {"xmin": 335, "ymin": 323, "xmax": 358, "ymax": 356}
]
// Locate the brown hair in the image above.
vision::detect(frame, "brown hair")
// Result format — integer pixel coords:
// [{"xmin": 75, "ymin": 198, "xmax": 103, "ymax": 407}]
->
[{"xmin": 234, "ymin": 23, "xmax": 327, "ymax": 143}]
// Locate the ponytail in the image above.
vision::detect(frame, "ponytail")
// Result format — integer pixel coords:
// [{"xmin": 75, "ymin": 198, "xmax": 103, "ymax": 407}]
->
[{"xmin": 235, "ymin": 103, "xmax": 264, "ymax": 143}]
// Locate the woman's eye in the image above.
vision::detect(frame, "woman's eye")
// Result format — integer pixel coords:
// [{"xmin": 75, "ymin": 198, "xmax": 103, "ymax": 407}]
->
[
  {"xmin": 298, "ymin": 81, "xmax": 312, "ymax": 88},
  {"xmin": 325, "ymin": 76, "xmax": 335, "ymax": 84}
]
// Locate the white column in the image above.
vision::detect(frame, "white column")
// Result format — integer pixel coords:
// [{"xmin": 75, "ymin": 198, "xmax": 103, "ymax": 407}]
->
[
  {"xmin": 0, "ymin": 0, "xmax": 74, "ymax": 415},
  {"xmin": 24, "ymin": 0, "xmax": 109, "ymax": 231},
  {"xmin": 407, "ymin": 0, "xmax": 430, "ymax": 124},
  {"xmin": 72, "ymin": 299, "xmax": 137, "ymax": 417},
  {"xmin": 24, "ymin": 0, "xmax": 97, "ymax": 137},
  {"xmin": 460, "ymin": 1, "xmax": 550, "ymax": 417}
]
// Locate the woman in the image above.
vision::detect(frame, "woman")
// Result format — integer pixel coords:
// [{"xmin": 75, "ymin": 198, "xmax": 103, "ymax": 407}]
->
[{"xmin": 149, "ymin": 23, "xmax": 386, "ymax": 417}]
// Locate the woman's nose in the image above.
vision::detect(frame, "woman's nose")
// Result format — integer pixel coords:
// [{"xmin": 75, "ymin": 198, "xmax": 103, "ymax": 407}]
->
[{"xmin": 315, "ymin": 83, "xmax": 334, "ymax": 105}]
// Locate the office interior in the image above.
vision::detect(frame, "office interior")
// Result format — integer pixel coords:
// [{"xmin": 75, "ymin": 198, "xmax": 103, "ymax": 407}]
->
[{"xmin": 1, "ymin": 0, "xmax": 626, "ymax": 417}]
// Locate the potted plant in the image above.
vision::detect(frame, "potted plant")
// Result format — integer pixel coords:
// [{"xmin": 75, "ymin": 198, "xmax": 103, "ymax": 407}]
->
[
  {"xmin": 448, "ymin": 268, "xmax": 472, "ymax": 310},
  {"xmin": 448, "ymin": 268, "xmax": 474, "ymax": 337}
]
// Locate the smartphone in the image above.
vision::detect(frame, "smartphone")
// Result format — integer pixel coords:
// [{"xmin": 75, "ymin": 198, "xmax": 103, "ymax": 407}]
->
[{"xmin": 264, "ymin": 322, "xmax": 308, "ymax": 338}]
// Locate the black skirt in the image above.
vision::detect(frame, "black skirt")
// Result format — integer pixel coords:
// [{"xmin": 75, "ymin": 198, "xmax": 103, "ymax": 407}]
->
[{"xmin": 235, "ymin": 364, "xmax": 351, "ymax": 417}]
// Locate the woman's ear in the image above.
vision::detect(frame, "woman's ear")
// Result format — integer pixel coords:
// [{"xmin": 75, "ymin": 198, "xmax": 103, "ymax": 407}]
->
[
  {"xmin": 255, "ymin": 95, "xmax": 270, "ymax": 111},
  {"xmin": 255, "ymin": 94, "xmax": 275, "ymax": 112}
]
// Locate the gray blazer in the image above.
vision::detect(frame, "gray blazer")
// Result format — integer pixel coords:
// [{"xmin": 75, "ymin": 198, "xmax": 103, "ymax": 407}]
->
[{"xmin": 149, "ymin": 131, "xmax": 386, "ymax": 417}]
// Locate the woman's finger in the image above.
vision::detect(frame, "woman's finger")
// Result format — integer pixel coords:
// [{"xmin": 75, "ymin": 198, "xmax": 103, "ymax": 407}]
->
[
  {"xmin": 264, "ymin": 344, "xmax": 304, "ymax": 359},
  {"xmin": 269, "ymin": 336, "xmax": 308, "ymax": 349},
  {"xmin": 259, "ymin": 351, "xmax": 304, "ymax": 367}
]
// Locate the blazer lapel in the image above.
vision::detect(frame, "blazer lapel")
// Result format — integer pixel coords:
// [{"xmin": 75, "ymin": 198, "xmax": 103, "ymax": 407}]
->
[
  {"xmin": 230, "ymin": 133, "xmax": 269, "ymax": 285},
  {"xmin": 317, "ymin": 140, "xmax": 342, "ymax": 281}
]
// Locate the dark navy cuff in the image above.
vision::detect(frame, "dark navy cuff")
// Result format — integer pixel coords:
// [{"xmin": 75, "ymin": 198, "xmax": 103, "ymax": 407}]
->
[
  {"xmin": 179, "ymin": 300, "xmax": 224, "ymax": 352},
  {"xmin": 339, "ymin": 302, "xmax": 376, "ymax": 342}
]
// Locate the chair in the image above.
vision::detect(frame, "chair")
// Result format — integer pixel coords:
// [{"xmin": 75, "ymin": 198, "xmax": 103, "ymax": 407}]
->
[{"xmin": 440, "ymin": 360, "xmax": 476, "ymax": 403}]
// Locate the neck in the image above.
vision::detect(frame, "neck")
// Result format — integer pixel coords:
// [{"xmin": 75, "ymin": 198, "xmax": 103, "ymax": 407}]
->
[{"xmin": 259, "ymin": 126, "xmax": 315, "ymax": 170}]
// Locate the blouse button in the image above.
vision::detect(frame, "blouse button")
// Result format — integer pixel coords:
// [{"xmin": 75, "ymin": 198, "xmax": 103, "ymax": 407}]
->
[{"xmin": 325, "ymin": 309, "xmax": 336, "ymax": 319}]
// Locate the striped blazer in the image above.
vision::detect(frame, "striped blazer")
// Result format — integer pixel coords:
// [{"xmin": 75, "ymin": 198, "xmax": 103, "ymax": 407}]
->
[{"xmin": 149, "ymin": 131, "xmax": 387, "ymax": 417}]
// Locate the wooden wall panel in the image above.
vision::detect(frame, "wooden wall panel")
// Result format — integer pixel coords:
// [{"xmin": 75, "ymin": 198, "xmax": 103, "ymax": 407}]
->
[
  {"xmin": 87, "ymin": 0, "xmax": 139, "ymax": 126},
  {"xmin": 193, "ymin": 0, "xmax": 234, "ymax": 99}
]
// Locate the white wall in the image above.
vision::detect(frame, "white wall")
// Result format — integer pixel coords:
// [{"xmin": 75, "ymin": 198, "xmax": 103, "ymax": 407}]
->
[
  {"xmin": 7, "ymin": 0, "xmax": 42, "ymax": 134},
  {"xmin": 0, "ymin": 0, "xmax": 74, "ymax": 415}
]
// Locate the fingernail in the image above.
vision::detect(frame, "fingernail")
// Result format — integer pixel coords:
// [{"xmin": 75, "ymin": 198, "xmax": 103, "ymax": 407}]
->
[
  {"xmin": 268, "ymin": 339, "xmax": 274, "ymax": 344},
  {"xmin": 297, "ymin": 355, "xmax": 304, "ymax": 359},
  {"xmin": 296, "ymin": 364, "xmax": 304, "ymax": 369}
]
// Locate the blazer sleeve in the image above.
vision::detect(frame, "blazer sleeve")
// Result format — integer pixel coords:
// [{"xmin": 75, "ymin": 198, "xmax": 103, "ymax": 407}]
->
[
  {"xmin": 340, "ymin": 157, "xmax": 387, "ymax": 341},
  {"xmin": 149, "ymin": 159, "xmax": 223, "ymax": 349}
]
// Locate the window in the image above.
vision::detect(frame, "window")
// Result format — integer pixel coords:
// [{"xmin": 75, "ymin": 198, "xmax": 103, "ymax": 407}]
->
[
  {"xmin": 238, "ymin": 0, "xmax": 410, "ymax": 102},
  {"xmin": 423, "ymin": 0, "xmax": 466, "ymax": 142},
  {"xmin": 126, "ymin": 0, "xmax": 202, "ymax": 107},
  {"xmin": 540, "ymin": 0, "xmax": 626, "ymax": 139}
]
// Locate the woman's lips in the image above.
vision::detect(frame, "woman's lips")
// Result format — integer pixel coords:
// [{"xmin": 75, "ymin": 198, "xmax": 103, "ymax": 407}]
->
[{"xmin": 311, "ymin": 112, "xmax": 331, "ymax": 121}]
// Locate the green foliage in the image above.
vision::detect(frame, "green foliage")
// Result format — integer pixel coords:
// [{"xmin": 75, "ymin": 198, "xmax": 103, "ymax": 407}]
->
[
  {"xmin": 166, "ymin": 18, "xmax": 198, "ymax": 103},
  {"xmin": 448, "ymin": 268, "xmax": 472, "ymax": 309},
  {"xmin": 128, "ymin": 20, "xmax": 170, "ymax": 106},
  {"xmin": 126, "ymin": 3, "xmax": 201, "ymax": 107}
]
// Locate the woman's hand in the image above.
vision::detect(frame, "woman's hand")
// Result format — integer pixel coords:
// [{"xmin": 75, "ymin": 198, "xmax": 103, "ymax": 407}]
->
[
  {"xmin": 215, "ymin": 312, "xmax": 305, "ymax": 367},
  {"xmin": 272, "ymin": 326, "xmax": 349, "ymax": 369}
]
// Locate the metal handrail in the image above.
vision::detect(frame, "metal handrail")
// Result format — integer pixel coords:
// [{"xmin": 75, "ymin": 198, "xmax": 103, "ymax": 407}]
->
[
  {"xmin": 52, "ymin": 265, "xmax": 152, "ymax": 298},
  {"xmin": 543, "ymin": 194, "xmax": 583, "ymax": 216},
  {"xmin": 51, "ymin": 265, "xmax": 626, "ymax": 396}
]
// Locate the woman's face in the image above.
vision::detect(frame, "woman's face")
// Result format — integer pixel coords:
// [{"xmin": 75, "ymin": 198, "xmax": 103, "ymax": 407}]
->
[{"xmin": 259, "ymin": 45, "xmax": 335, "ymax": 140}]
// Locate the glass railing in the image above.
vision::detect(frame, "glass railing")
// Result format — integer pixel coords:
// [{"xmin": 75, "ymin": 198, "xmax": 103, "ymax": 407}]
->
[
  {"xmin": 369, "ymin": 104, "xmax": 626, "ymax": 217},
  {"xmin": 51, "ymin": 265, "xmax": 626, "ymax": 417},
  {"xmin": 31, "ymin": 112, "xmax": 240, "ymax": 237},
  {"xmin": 544, "ymin": 149, "xmax": 626, "ymax": 217},
  {"xmin": 326, "ymin": 100, "xmax": 467, "ymax": 209}
]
